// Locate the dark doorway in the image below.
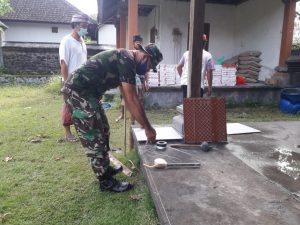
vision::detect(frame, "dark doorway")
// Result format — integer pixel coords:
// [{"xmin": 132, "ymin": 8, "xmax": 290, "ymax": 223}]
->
[
  {"xmin": 87, "ymin": 23, "xmax": 99, "ymax": 42},
  {"xmin": 150, "ymin": 27, "xmax": 157, "ymax": 43}
]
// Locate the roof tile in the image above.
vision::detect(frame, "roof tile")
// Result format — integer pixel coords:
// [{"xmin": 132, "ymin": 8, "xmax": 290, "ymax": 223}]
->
[{"xmin": 0, "ymin": 0, "xmax": 90, "ymax": 24}]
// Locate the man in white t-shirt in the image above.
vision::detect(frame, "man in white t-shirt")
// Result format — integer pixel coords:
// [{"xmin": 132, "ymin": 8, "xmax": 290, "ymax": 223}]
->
[
  {"xmin": 59, "ymin": 14, "xmax": 88, "ymax": 142},
  {"xmin": 176, "ymin": 34, "xmax": 214, "ymax": 98}
]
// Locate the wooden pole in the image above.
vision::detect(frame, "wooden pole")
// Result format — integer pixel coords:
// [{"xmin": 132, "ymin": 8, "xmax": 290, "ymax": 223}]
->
[
  {"xmin": 128, "ymin": 0, "xmax": 138, "ymax": 50},
  {"xmin": 279, "ymin": 0, "xmax": 296, "ymax": 66},
  {"xmin": 187, "ymin": 0, "xmax": 205, "ymax": 98},
  {"xmin": 127, "ymin": 0, "xmax": 139, "ymax": 149},
  {"xmin": 118, "ymin": 14, "xmax": 127, "ymax": 154},
  {"xmin": 116, "ymin": 21, "xmax": 120, "ymax": 49},
  {"xmin": 124, "ymin": 102, "xmax": 127, "ymax": 156}
]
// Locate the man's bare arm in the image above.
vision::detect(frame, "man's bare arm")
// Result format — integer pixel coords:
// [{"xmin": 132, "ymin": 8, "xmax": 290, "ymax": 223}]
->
[
  {"xmin": 176, "ymin": 64, "xmax": 183, "ymax": 77},
  {"xmin": 207, "ymin": 70, "xmax": 213, "ymax": 96},
  {"xmin": 60, "ymin": 60, "xmax": 69, "ymax": 82},
  {"xmin": 119, "ymin": 82, "xmax": 156, "ymax": 142}
]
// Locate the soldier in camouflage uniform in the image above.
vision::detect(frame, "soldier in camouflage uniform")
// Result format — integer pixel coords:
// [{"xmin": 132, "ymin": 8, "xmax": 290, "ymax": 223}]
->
[{"xmin": 62, "ymin": 43, "xmax": 163, "ymax": 192}]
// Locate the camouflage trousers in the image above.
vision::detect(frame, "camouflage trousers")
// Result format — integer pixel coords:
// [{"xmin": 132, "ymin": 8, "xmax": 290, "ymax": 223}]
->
[{"xmin": 62, "ymin": 86, "xmax": 110, "ymax": 179}]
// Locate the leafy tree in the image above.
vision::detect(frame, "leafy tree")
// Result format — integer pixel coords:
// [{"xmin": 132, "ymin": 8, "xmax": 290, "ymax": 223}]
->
[
  {"xmin": 294, "ymin": 3, "xmax": 300, "ymax": 45},
  {"xmin": 0, "ymin": 0, "xmax": 12, "ymax": 16},
  {"xmin": 89, "ymin": 13, "xmax": 97, "ymax": 21}
]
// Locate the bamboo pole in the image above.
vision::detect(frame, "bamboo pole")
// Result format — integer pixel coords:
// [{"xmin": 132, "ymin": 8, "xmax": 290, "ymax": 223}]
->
[{"xmin": 124, "ymin": 103, "xmax": 127, "ymax": 156}]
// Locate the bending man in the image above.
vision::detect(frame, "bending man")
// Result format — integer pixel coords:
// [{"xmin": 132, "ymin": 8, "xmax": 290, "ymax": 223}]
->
[{"xmin": 62, "ymin": 43, "xmax": 163, "ymax": 193}]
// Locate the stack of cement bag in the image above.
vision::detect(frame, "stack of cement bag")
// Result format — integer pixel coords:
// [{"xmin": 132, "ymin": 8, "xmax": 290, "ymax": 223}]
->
[{"xmin": 237, "ymin": 51, "xmax": 262, "ymax": 83}]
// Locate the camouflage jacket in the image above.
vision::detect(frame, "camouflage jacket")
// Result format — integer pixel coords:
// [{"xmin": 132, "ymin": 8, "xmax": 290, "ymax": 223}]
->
[{"xmin": 65, "ymin": 49, "xmax": 137, "ymax": 97}]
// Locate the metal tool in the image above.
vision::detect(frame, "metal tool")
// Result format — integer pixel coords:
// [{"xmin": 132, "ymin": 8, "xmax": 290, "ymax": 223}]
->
[
  {"xmin": 144, "ymin": 158, "xmax": 200, "ymax": 169},
  {"xmin": 156, "ymin": 141, "xmax": 167, "ymax": 151},
  {"xmin": 124, "ymin": 103, "xmax": 127, "ymax": 156},
  {"xmin": 165, "ymin": 162, "xmax": 201, "ymax": 169},
  {"xmin": 170, "ymin": 142, "xmax": 212, "ymax": 152}
]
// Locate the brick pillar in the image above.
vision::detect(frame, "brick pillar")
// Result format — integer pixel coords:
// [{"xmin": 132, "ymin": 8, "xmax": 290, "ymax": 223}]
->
[
  {"xmin": 120, "ymin": 15, "xmax": 126, "ymax": 48},
  {"xmin": 127, "ymin": 0, "xmax": 138, "ymax": 50}
]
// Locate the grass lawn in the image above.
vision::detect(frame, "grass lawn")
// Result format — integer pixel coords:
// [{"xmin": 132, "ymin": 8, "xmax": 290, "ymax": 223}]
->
[{"xmin": 0, "ymin": 77, "xmax": 299, "ymax": 225}]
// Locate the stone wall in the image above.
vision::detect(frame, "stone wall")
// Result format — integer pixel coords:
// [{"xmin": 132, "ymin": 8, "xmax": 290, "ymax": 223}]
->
[
  {"xmin": 0, "ymin": 75, "xmax": 52, "ymax": 84},
  {"xmin": 144, "ymin": 85, "xmax": 282, "ymax": 108},
  {"xmin": 2, "ymin": 42, "xmax": 106, "ymax": 74}
]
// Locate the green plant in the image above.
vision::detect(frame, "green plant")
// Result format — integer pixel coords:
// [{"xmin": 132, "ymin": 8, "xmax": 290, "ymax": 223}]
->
[
  {"xmin": 103, "ymin": 94, "xmax": 115, "ymax": 102},
  {"xmin": 44, "ymin": 75, "xmax": 62, "ymax": 95},
  {"xmin": 0, "ymin": 0, "xmax": 12, "ymax": 17},
  {"xmin": 0, "ymin": 67, "xmax": 11, "ymax": 75},
  {"xmin": 84, "ymin": 36, "xmax": 93, "ymax": 44},
  {"xmin": 292, "ymin": 43, "xmax": 300, "ymax": 50}
]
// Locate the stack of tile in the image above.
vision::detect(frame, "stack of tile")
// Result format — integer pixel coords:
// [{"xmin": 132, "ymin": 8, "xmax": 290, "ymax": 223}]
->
[
  {"xmin": 148, "ymin": 64, "xmax": 181, "ymax": 86},
  {"xmin": 148, "ymin": 71, "xmax": 160, "ymax": 86},
  {"xmin": 237, "ymin": 51, "xmax": 262, "ymax": 83},
  {"xmin": 204, "ymin": 64, "xmax": 236, "ymax": 87},
  {"xmin": 211, "ymin": 65, "xmax": 222, "ymax": 86},
  {"xmin": 159, "ymin": 64, "xmax": 181, "ymax": 86},
  {"xmin": 221, "ymin": 65, "xmax": 237, "ymax": 86}
]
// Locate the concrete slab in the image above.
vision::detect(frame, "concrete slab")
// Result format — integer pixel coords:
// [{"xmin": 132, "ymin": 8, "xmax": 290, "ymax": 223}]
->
[
  {"xmin": 133, "ymin": 121, "xmax": 300, "ymax": 225},
  {"xmin": 227, "ymin": 121, "xmax": 300, "ymax": 196}
]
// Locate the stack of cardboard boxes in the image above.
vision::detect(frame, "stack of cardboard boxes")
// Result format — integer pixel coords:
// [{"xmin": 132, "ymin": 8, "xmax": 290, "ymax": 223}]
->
[
  {"xmin": 148, "ymin": 64, "xmax": 181, "ymax": 86},
  {"xmin": 204, "ymin": 64, "xmax": 237, "ymax": 87}
]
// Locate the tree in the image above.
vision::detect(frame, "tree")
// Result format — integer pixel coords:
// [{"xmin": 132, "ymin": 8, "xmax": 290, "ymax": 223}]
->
[{"xmin": 0, "ymin": 0, "xmax": 12, "ymax": 17}]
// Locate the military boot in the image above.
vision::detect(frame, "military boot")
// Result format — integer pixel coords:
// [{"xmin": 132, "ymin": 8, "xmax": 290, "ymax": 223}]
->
[
  {"xmin": 99, "ymin": 177, "xmax": 133, "ymax": 192},
  {"xmin": 107, "ymin": 165, "xmax": 123, "ymax": 177}
]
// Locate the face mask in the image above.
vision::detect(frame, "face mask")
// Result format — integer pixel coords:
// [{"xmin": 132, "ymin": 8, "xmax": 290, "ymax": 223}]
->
[
  {"xmin": 136, "ymin": 62, "xmax": 147, "ymax": 75},
  {"xmin": 77, "ymin": 28, "xmax": 88, "ymax": 37}
]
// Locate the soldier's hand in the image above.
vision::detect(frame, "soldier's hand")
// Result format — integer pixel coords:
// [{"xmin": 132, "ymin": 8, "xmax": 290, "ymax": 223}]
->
[{"xmin": 145, "ymin": 126, "xmax": 156, "ymax": 144}]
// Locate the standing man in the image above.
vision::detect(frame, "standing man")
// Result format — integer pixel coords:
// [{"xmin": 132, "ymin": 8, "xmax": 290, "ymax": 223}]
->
[
  {"xmin": 177, "ymin": 34, "xmax": 214, "ymax": 98},
  {"xmin": 59, "ymin": 14, "xmax": 89, "ymax": 142},
  {"xmin": 116, "ymin": 35, "xmax": 148, "ymax": 122},
  {"xmin": 133, "ymin": 34, "xmax": 143, "ymax": 49},
  {"xmin": 133, "ymin": 35, "xmax": 150, "ymax": 101},
  {"xmin": 62, "ymin": 44, "xmax": 163, "ymax": 192}
]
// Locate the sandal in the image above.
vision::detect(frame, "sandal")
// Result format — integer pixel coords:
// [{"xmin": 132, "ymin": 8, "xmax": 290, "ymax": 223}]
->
[{"xmin": 65, "ymin": 135, "xmax": 79, "ymax": 142}]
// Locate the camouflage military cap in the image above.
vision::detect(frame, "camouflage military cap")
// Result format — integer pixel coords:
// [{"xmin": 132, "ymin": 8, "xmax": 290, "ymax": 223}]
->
[
  {"xmin": 133, "ymin": 35, "xmax": 143, "ymax": 42},
  {"xmin": 138, "ymin": 43, "xmax": 163, "ymax": 72}
]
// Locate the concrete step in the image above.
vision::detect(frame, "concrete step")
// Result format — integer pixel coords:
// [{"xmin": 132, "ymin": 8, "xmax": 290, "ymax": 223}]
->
[{"xmin": 172, "ymin": 115, "xmax": 184, "ymax": 136}]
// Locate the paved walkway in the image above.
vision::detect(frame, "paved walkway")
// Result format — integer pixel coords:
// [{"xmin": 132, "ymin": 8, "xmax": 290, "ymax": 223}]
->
[{"xmin": 133, "ymin": 121, "xmax": 300, "ymax": 225}]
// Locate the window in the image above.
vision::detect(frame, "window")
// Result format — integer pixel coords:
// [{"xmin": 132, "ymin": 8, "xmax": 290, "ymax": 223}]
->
[{"xmin": 52, "ymin": 27, "xmax": 58, "ymax": 33}]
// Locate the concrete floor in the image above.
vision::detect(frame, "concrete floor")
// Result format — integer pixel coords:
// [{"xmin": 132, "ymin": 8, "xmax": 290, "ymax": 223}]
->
[{"xmin": 133, "ymin": 121, "xmax": 300, "ymax": 225}]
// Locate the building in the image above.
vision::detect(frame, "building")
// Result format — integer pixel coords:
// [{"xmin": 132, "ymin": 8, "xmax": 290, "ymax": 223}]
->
[
  {"xmin": 0, "ymin": 0, "xmax": 98, "ymax": 43},
  {"xmin": 98, "ymin": 0, "xmax": 297, "ymax": 72},
  {"xmin": 0, "ymin": 0, "xmax": 101, "ymax": 73}
]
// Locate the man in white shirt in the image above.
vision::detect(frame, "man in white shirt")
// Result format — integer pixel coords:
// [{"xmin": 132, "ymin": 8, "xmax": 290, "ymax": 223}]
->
[
  {"xmin": 176, "ymin": 34, "xmax": 214, "ymax": 98},
  {"xmin": 59, "ymin": 14, "xmax": 88, "ymax": 142}
]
